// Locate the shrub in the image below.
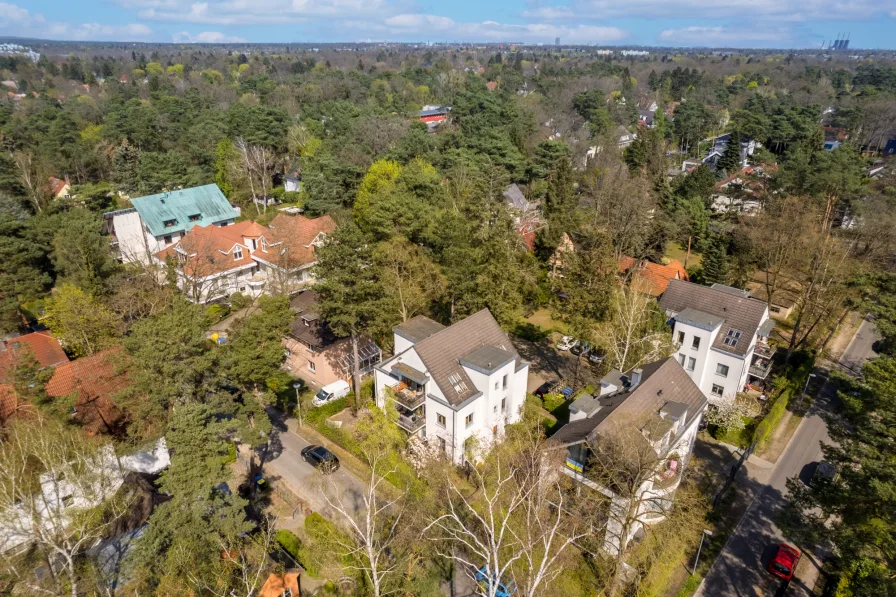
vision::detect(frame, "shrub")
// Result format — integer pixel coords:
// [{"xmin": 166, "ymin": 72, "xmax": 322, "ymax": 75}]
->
[
  {"xmin": 205, "ymin": 303, "xmax": 230, "ymax": 321},
  {"xmin": 229, "ymin": 292, "xmax": 252, "ymax": 311},
  {"xmin": 306, "ymin": 397, "xmax": 347, "ymax": 424},
  {"xmin": 275, "ymin": 529, "xmax": 302, "ymax": 560},
  {"xmin": 220, "ymin": 441, "xmax": 236, "ymax": 464},
  {"xmin": 542, "ymin": 392, "xmax": 567, "ymax": 412}
]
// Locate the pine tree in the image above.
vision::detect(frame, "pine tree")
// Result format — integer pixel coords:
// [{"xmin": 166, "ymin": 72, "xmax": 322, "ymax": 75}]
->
[
  {"xmin": 717, "ymin": 131, "xmax": 743, "ymax": 175},
  {"xmin": 701, "ymin": 234, "xmax": 730, "ymax": 286}
]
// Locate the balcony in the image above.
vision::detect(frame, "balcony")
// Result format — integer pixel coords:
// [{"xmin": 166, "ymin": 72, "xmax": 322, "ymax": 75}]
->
[
  {"xmin": 390, "ymin": 382, "xmax": 425, "ymax": 410},
  {"xmin": 397, "ymin": 413, "xmax": 425, "ymax": 433},
  {"xmin": 652, "ymin": 453, "xmax": 683, "ymax": 494},
  {"xmin": 749, "ymin": 360, "xmax": 772, "ymax": 380},
  {"xmin": 753, "ymin": 342, "xmax": 777, "ymax": 360}
]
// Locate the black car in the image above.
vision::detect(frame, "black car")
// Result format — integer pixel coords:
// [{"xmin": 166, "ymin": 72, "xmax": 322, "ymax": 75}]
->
[
  {"xmin": 534, "ymin": 380, "xmax": 560, "ymax": 398},
  {"xmin": 301, "ymin": 445, "xmax": 340, "ymax": 473}
]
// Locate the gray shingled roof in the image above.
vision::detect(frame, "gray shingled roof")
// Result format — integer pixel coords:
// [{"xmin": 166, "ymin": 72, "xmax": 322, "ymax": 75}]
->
[
  {"xmin": 413, "ymin": 310, "xmax": 519, "ymax": 406},
  {"xmin": 551, "ymin": 358, "xmax": 708, "ymax": 445},
  {"xmin": 503, "ymin": 184, "xmax": 532, "ymax": 212},
  {"xmin": 460, "ymin": 344, "xmax": 516, "ymax": 374},
  {"xmin": 674, "ymin": 307, "xmax": 725, "ymax": 331},
  {"xmin": 660, "ymin": 279, "xmax": 768, "ymax": 357},
  {"xmin": 393, "ymin": 316, "xmax": 445, "ymax": 344}
]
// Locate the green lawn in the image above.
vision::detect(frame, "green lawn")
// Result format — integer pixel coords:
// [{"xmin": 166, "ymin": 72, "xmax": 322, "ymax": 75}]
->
[
  {"xmin": 524, "ymin": 308, "xmax": 569, "ymax": 334},
  {"xmin": 665, "ymin": 241, "xmax": 702, "ymax": 270}
]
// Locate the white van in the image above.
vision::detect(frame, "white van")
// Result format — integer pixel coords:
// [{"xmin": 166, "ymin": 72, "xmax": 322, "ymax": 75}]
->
[{"xmin": 312, "ymin": 380, "xmax": 351, "ymax": 407}]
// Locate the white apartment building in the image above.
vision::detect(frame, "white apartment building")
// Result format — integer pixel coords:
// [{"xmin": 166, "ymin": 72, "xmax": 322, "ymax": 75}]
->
[
  {"xmin": 659, "ymin": 280, "xmax": 775, "ymax": 404},
  {"xmin": 374, "ymin": 310, "xmax": 530, "ymax": 464},
  {"xmin": 552, "ymin": 357, "xmax": 709, "ymax": 555},
  {"xmin": 103, "ymin": 184, "xmax": 239, "ymax": 264}
]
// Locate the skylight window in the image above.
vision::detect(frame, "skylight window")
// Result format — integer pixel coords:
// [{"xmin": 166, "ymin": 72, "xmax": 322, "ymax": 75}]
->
[
  {"xmin": 447, "ymin": 373, "xmax": 468, "ymax": 394},
  {"xmin": 723, "ymin": 329, "xmax": 742, "ymax": 347}
]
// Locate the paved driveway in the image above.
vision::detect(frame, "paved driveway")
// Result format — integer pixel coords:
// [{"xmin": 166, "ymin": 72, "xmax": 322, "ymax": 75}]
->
[
  {"xmin": 696, "ymin": 319, "xmax": 880, "ymax": 597},
  {"xmin": 263, "ymin": 410, "xmax": 368, "ymax": 519}
]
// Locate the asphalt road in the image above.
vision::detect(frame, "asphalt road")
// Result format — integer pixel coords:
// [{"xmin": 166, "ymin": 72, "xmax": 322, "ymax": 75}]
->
[
  {"xmin": 263, "ymin": 411, "xmax": 368, "ymax": 519},
  {"xmin": 696, "ymin": 319, "xmax": 881, "ymax": 597}
]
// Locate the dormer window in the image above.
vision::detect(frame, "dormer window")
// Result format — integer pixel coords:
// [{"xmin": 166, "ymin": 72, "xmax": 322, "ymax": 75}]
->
[
  {"xmin": 261, "ymin": 237, "xmax": 267, "ymax": 252},
  {"xmin": 163, "ymin": 219, "xmax": 177, "ymax": 228},
  {"xmin": 189, "ymin": 214, "xmax": 201, "ymax": 222},
  {"xmin": 723, "ymin": 329, "xmax": 742, "ymax": 347},
  {"xmin": 233, "ymin": 247, "xmax": 243, "ymax": 260}
]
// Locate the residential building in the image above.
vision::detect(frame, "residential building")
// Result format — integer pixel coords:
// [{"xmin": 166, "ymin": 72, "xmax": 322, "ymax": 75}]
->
[
  {"xmin": 373, "ymin": 310, "xmax": 529, "ymax": 463},
  {"xmin": 659, "ymin": 279, "xmax": 775, "ymax": 403},
  {"xmin": 503, "ymin": 183, "xmax": 543, "ymax": 251},
  {"xmin": 259, "ymin": 570, "xmax": 302, "ymax": 597},
  {"xmin": 0, "ymin": 332, "xmax": 69, "ymax": 425},
  {"xmin": 47, "ymin": 176, "xmax": 71, "ymax": 199},
  {"xmin": 552, "ymin": 358, "xmax": 708, "ymax": 554},
  {"xmin": 746, "ymin": 272, "xmax": 799, "ymax": 321},
  {"xmin": 46, "ymin": 349, "xmax": 130, "ymax": 436},
  {"xmin": 155, "ymin": 212, "xmax": 335, "ymax": 303},
  {"xmin": 418, "ymin": 105, "xmax": 450, "ymax": 131},
  {"xmin": 617, "ymin": 256, "xmax": 689, "ymax": 297},
  {"xmin": 103, "ymin": 184, "xmax": 240, "ymax": 264},
  {"xmin": 283, "ymin": 291, "xmax": 381, "ymax": 390}
]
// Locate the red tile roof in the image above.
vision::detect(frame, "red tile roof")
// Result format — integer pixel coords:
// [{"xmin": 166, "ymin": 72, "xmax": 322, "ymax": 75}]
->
[
  {"xmin": 48, "ymin": 176, "xmax": 69, "ymax": 196},
  {"xmin": 618, "ymin": 256, "xmax": 689, "ymax": 297},
  {"xmin": 0, "ymin": 331, "xmax": 69, "ymax": 383},
  {"xmin": 0, "ymin": 384, "xmax": 18, "ymax": 423},
  {"xmin": 46, "ymin": 349, "xmax": 129, "ymax": 435},
  {"xmin": 266, "ymin": 213, "xmax": 336, "ymax": 269},
  {"xmin": 156, "ymin": 219, "xmax": 267, "ymax": 277}
]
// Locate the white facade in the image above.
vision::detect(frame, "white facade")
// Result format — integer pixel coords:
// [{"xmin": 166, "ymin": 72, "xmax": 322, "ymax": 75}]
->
[
  {"xmin": 373, "ymin": 319, "xmax": 529, "ymax": 464},
  {"xmin": 107, "ymin": 209, "xmax": 236, "ymax": 265},
  {"xmin": 671, "ymin": 318, "xmax": 758, "ymax": 404}
]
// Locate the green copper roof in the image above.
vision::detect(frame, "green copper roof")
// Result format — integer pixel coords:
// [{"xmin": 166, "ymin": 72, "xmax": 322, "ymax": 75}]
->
[{"xmin": 130, "ymin": 184, "xmax": 238, "ymax": 237}]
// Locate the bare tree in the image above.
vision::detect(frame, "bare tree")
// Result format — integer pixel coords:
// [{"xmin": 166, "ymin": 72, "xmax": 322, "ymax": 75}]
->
[
  {"xmin": 599, "ymin": 274, "xmax": 673, "ymax": 372},
  {"xmin": 317, "ymin": 405, "xmax": 409, "ymax": 597},
  {"xmin": 232, "ymin": 138, "xmax": 279, "ymax": 216},
  {"xmin": 424, "ymin": 424, "xmax": 592, "ymax": 597},
  {"xmin": 12, "ymin": 150, "xmax": 50, "ymax": 213},
  {"xmin": 0, "ymin": 417, "xmax": 129, "ymax": 597}
]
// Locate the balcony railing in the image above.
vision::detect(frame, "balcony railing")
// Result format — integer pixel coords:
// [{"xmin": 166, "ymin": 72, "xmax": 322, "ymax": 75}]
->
[
  {"xmin": 753, "ymin": 342, "xmax": 777, "ymax": 360},
  {"xmin": 390, "ymin": 382, "xmax": 425, "ymax": 410},
  {"xmin": 397, "ymin": 413, "xmax": 425, "ymax": 433},
  {"xmin": 749, "ymin": 362, "xmax": 772, "ymax": 379}
]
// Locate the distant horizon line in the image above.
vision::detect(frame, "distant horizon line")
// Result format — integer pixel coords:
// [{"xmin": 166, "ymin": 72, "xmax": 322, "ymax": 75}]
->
[{"xmin": 1, "ymin": 36, "xmax": 894, "ymax": 52}]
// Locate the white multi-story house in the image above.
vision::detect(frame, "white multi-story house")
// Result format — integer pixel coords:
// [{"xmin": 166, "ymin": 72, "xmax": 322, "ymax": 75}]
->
[
  {"xmin": 373, "ymin": 310, "xmax": 530, "ymax": 464},
  {"xmin": 103, "ymin": 184, "xmax": 240, "ymax": 264},
  {"xmin": 659, "ymin": 279, "xmax": 775, "ymax": 404},
  {"xmin": 552, "ymin": 357, "xmax": 708, "ymax": 555}
]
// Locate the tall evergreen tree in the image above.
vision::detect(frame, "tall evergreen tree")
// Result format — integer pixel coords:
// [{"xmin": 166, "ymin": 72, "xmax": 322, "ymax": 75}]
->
[
  {"xmin": 717, "ymin": 131, "xmax": 743, "ymax": 175},
  {"xmin": 701, "ymin": 234, "xmax": 730, "ymax": 286}
]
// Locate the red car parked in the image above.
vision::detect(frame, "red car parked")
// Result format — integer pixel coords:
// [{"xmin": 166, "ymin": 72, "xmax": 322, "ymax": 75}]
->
[{"xmin": 769, "ymin": 543, "xmax": 801, "ymax": 581}]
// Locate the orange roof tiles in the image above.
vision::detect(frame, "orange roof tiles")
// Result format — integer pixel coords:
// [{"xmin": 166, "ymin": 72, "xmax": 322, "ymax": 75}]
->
[
  {"xmin": 258, "ymin": 571, "xmax": 301, "ymax": 597},
  {"xmin": 46, "ymin": 349, "xmax": 129, "ymax": 435},
  {"xmin": 266, "ymin": 213, "xmax": 336, "ymax": 269},
  {"xmin": 0, "ymin": 331, "xmax": 69, "ymax": 383},
  {"xmin": 156, "ymin": 220, "xmax": 267, "ymax": 276},
  {"xmin": 618, "ymin": 256, "xmax": 689, "ymax": 297}
]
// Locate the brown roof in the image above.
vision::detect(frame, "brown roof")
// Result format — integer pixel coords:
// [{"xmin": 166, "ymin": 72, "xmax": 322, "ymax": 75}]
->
[
  {"xmin": 412, "ymin": 310, "xmax": 519, "ymax": 406},
  {"xmin": 618, "ymin": 257, "xmax": 689, "ymax": 297},
  {"xmin": 659, "ymin": 279, "xmax": 768, "ymax": 357},
  {"xmin": 156, "ymin": 219, "xmax": 266, "ymax": 276},
  {"xmin": 552, "ymin": 358, "xmax": 707, "ymax": 445},
  {"xmin": 393, "ymin": 315, "xmax": 446, "ymax": 344},
  {"xmin": 258, "ymin": 571, "xmax": 301, "ymax": 597},
  {"xmin": 0, "ymin": 384, "xmax": 19, "ymax": 423},
  {"xmin": 288, "ymin": 290, "xmax": 337, "ymax": 350},
  {"xmin": 46, "ymin": 349, "xmax": 129, "ymax": 435},
  {"xmin": 0, "ymin": 331, "xmax": 70, "ymax": 383},
  {"xmin": 265, "ymin": 212, "xmax": 337, "ymax": 269}
]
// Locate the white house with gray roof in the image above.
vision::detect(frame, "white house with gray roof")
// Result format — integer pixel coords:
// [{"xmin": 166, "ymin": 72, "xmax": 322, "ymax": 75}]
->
[
  {"xmin": 374, "ymin": 310, "xmax": 529, "ymax": 464},
  {"xmin": 659, "ymin": 279, "xmax": 775, "ymax": 404},
  {"xmin": 552, "ymin": 357, "xmax": 708, "ymax": 555},
  {"xmin": 103, "ymin": 184, "xmax": 239, "ymax": 264}
]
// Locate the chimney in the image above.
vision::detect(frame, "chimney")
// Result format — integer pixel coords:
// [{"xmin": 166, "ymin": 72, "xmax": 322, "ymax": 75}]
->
[{"xmin": 631, "ymin": 368, "xmax": 643, "ymax": 388}]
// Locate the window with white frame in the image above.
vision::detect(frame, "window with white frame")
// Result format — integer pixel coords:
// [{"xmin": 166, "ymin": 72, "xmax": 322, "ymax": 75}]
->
[
  {"xmin": 692, "ymin": 336, "xmax": 700, "ymax": 350},
  {"xmin": 502, "ymin": 374, "xmax": 508, "ymax": 389},
  {"xmin": 437, "ymin": 413, "xmax": 446, "ymax": 427},
  {"xmin": 711, "ymin": 384, "xmax": 724, "ymax": 397},
  {"xmin": 233, "ymin": 246, "xmax": 243, "ymax": 260},
  {"xmin": 716, "ymin": 363, "xmax": 729, "ymax": 377},
  {"xmin": 677, "ymin": 331, "xmax": 685, "ymax": 344},
  {"xmin": 465, "ymin": 413, "xmax": 474, "ymax": 428},
  {"xmin": 687, "ymin": 357, "xmax": 696, "ymax": 371},
  {"xmin": 308, "ymin": 361, "xmax": 316, "ymax": 372},
  {"xmin": 678, "ymin": 354, "xmax": 686, "ymax": 366}
]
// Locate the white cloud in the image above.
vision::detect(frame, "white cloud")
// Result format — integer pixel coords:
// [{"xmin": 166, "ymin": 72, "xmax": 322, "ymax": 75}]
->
[
  {"xmin": 368, "ymin": 13, "xmax": 628, "ymax": 43},
  {"xmin": 0, "ymin": 2, "xmax": 151, "ymax": 40},
  {"xmin": 133, "ymin": 0, "xmax": 400, "ymax": 25},
  {"xmin": 524, "ymin": 0, "xmax": 896, "ymax": 22},
  {"xmin": 173, "ymin": 30, "xmax": 247, "ymax": 42},
  {"xmin": 658, "ymin": 25, "xmax": 792, "ymax": 46}
]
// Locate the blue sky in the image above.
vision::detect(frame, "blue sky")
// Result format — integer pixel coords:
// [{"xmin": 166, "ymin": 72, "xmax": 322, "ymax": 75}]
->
[{"xmin": 3, "ymin": 0, "xmax": 896, "ymax": 48}]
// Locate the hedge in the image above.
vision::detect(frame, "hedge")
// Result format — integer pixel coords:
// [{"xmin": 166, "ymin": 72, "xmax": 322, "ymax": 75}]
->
[
  {"xmin": 275, "ymin": 529, "xmax": 302, "ymax": 560},
  {"xmin": 306, "ymin": 397, "xmax": 348, "ymax": 424},
  {"xmin": 752, "ymin": 388, "xmax": 793, "ymax": 449}
]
